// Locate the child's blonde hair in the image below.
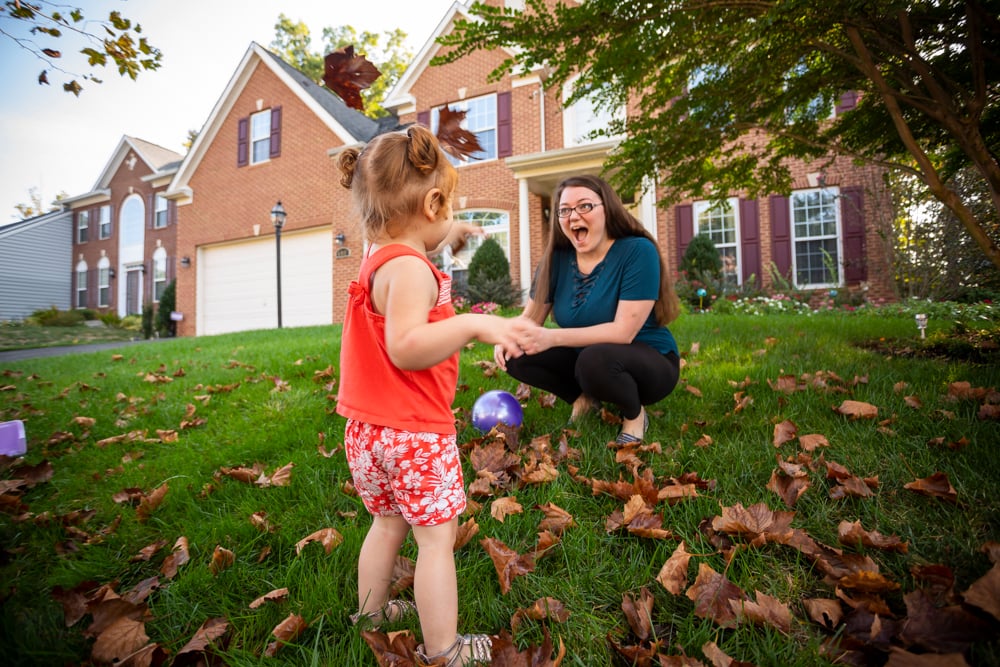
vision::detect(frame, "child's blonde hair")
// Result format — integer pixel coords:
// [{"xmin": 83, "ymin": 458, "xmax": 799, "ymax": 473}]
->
[{"xmin": 338, "ymin": 124, "xmax": 458, "ymax": 240}]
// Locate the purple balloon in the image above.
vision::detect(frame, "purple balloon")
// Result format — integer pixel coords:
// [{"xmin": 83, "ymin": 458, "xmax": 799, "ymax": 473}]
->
[{"xmin": 471, "ymin": 390, "xmax": 523, "ymax": 432}]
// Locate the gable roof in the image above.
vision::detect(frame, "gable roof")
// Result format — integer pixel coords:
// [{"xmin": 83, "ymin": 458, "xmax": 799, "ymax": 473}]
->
[
  {"xmin": 383, "ymin": 0, "xmax": 527, "ymax": 113},
  {"xmin": 383, "ymin": 1, "xmax": 471, "ymax": 112},
  {"xmin": 167, "ymin": 42, "xmax": 388, "ymax": 200},
  {"xmin": 0, "ymin": 208, "xmax": 71, "ymax": 238},
  {"xmin": 61, "ymin": 135, "xmax": 184, "ymax": 207}
]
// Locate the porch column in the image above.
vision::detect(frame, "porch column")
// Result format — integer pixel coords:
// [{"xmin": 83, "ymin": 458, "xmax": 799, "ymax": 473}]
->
[{"xmin": 518, "ymin": 177, "xmax": 532, "ymax": 302}]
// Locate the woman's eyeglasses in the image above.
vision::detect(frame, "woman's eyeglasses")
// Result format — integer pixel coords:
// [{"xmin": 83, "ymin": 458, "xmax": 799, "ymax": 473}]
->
[{"xmin": 556, "ymin": 202, "xmax": 602, "ymax": 218}]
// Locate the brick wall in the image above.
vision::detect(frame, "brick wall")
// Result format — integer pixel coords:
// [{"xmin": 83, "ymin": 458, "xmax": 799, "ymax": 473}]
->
[{"xmin": 174, "ymin": 61, "xmax": 350, "ymax": 336}]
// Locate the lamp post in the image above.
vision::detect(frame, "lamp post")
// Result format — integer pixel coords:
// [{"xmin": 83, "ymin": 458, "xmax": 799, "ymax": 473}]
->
[
  {"xmin": 270, "ymin": 201, "xmax": 286, "ymax": 328},
  {"xmin": 915, "ymin": 313, "xmax": 928, "ymax": 339}
]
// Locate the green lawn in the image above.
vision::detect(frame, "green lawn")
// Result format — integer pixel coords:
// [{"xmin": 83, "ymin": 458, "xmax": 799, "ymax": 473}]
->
[
  {"xmin": 0, "ymin": 321, "xmax": 138, "ymax": 352},
  {"xmin": 1, "ymin": 309, "xmax": 998, "ymax": 666}
]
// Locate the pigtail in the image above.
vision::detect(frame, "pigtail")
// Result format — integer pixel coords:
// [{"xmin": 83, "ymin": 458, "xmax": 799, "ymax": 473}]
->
[
  {"xmin": 406, "ymin": 125, "xmax": 440, "ymax": 176},
  {"xmin": 338, "ymin": 147, "xmax": 360, "ymax": 189}
]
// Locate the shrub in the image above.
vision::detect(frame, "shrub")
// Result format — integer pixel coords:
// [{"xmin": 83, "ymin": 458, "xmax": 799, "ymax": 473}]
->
[
  {"xmin": 141, "ymin": 303, "xmax": 154, "ymax": 339},
  {"xmin": 155, "ymin": 280, "xmax": 177, "ymax": 337},
  {"xmin": 100, "ymin": 311, "xmax": 122, "ymax": 328},
  {"xmin": 465, "ymin": 238, "xmax": 521, "ymax": 307},
  {"xmin": 680, "ymin": 234, "xmax": 722, "ymax": 280},
  {"xmin": 31, "ymin": 307, "xmax": 85, "ymax": 326}
]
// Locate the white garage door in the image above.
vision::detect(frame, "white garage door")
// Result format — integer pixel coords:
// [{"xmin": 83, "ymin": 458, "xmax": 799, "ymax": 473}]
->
[{"xmin": 199, "ymin": 228, "xmax": 332, "ymax": 336}]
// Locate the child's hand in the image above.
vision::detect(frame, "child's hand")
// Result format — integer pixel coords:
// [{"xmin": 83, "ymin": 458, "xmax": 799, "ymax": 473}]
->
[{"xmin": 511, "ymin": 317, "xmax": 550, "ymax": 356}]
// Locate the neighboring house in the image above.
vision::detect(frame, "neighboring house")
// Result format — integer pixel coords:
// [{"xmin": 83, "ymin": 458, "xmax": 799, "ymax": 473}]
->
[
  {"xmin": 62, "ymin": 136, "xmax": 183, "ymax": 320},
  {"xmin": 0, "ymin": 209, "xmax": 73, "ymax": 320},
  {"xmin": 154, "ymin": 0, "xmax": 892, "ymax": 338}
]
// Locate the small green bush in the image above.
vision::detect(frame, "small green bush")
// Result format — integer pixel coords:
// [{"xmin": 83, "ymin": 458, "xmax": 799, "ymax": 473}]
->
[
  {"xmin": 680, "ymin": 234, "xmax": 722, "ymax": 280},
  {"xmin": 141, "ymin": 303, "xmax": 154, "ymax": 339},
  {"xmin": 465, "ymin": 238, "xmax": 521, "ymax": 307},
  {"xmin": 100, "ymin": 311, "xmax": 122, "ymax": 328},
  {"xmin": 155, "ymin": 280, "xmax": 177, "ymax": 337},
  {"xmin": 31, "ymin": 307, "xmax": 85, "ymax": 327}
]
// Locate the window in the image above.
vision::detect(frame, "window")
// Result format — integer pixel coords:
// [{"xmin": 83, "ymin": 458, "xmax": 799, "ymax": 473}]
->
[
  {"xmin": 98, "ymin": 205, "xmax": 111, "ymax": 240},
  {"xmin": 153, "ymin": 248, "xmax": 167, "ymax": 302},
  {"xmin": 154, "ymin": 195, "xmax": 169, "ymax": 229},
  {"xmin": 75, "ymin": 261, "xmax": 88, "ymax": 308},
  {"xmin": 432, "ymin": 95, "xmax": 497, "ymax": 164},
  {"xmin": 791, "ymin": 188, "xmax": 841, "ymax": 287},
  {"xmin": 238, "ymin": 107, "xmax": 281, "ymax": 167},
  {"xmin": 97, "ymin": 260, "xmax": 111, "ymax": 307},
  {"xmin": 447, "ymin": 210, "xmax": 511, "ymax": 289},
  {"xmin": 77, "ymin": 210, "xmax": 89, "ymax": 243},
  {"xmin": 251, "ymin": 109, "xmax": 273, "ymax": 164},
  {"xmin": 563, "ymin": 77, "xmax": 625, "ymax": 146},
  {"xmin": 693, "ymin": 198, "xmax": 740, "ymax": 287}
]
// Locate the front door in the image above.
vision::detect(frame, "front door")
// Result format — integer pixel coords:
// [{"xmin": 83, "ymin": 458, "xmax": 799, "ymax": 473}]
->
[{"xmin": 126, "ymin": 267, "xmax": 142, "ymax": 316}]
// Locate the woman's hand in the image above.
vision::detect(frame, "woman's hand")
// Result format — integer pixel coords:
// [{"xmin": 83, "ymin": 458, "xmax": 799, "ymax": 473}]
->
[{"xmin": 511, "ymin": 316, "xmax": 551, "ymax": 356}]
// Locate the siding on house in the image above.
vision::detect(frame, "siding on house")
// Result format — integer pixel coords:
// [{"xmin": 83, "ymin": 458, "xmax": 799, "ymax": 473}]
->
[{"xmin": 0, "ymin": 210, "xmax": 73, "ymax": 320}]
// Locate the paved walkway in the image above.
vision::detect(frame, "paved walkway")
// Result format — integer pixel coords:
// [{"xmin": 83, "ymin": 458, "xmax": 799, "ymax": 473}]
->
[{"xmin": 0, "ymin": 338, "xmax": 167, "ymax": 363}]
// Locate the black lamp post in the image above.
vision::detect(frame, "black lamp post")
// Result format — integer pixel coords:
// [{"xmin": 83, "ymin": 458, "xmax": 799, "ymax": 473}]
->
[{"xmin": 270, "ymin": 201, "xmax": 286, "ymax": 328}]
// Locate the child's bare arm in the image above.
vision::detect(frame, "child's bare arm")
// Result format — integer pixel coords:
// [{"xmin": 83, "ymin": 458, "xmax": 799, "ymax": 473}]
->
[{"xmin": 379, "ymin": 256, "xmax": 520, "ymax": 371}]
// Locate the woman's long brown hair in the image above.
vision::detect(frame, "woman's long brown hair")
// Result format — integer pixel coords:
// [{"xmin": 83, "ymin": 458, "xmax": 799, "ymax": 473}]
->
[{"xmin": 526, "ymin": 174, "xmax": 680, "ymax": 326}]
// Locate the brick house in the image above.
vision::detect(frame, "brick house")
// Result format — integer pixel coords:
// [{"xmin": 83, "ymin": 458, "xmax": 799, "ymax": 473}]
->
[
  {"xmin": 160, "ymin": 0, "xmax": 892, "ymax": 338},
  {"xmin": 63, "ymin": 136, "xmax": 183, "ymax": 319},
  {"xmin": 164, "ymin": 42, "xmax": 393, "ymax": 337}
]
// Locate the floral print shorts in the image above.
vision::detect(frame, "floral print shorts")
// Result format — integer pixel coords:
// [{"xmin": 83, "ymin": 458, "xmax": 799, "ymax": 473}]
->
[{"xmin": 344, "ymin": 419, "xmax": 467, "ymax": 527}]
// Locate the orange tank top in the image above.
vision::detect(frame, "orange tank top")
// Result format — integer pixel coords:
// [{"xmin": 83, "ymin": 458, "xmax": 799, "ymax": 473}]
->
[{"xmin": 336, "ymin": 244, "xmax": 459, "ymax": 433}]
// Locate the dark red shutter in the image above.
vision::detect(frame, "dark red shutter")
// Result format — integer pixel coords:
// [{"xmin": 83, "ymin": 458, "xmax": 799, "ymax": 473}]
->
[
  {"xmin": 89, "ymin": 268, "xmax": 97, "ymax": 308},
  {"xmin": 840, "ymin": 186, "xmax": 866, "ymax": 283},
  {"xmin": 417, "ymin": 110, "xmax": 430, "ymax": 129},
  {"xmin": 168, "ymin": 200, "xmax": 177, "ymax": 227},
  {"xmin": 769, "ymin": 195, "xmax": 792, "ymax": 280},
  {"xmin": 107, "ymin": 204, "xmax": 114, "ymax": 238},
  {"xmin": 739, "ymin": 198, "xmax": 761, "ymax": 287},
  {"xmin": 237, "ymin": 117, "xmax": 249, "ymax": 167},
  {"xmin": 835, "ymin": 90, "xmax": 858, "ymax": 115},
  {"xmin": 497, "ymin": 91, "xmax": 512, "ymax": 158},
  {"xmin": 269, "ymin": 106, "xmax": 282, "ymax": 158},
  {"xmin": 146, "ymin": 194, "xmax": 154, "ymax": 229},
  {"xmin": 675, "ymin": 204, "xmax": 693, "ymax": 271}
]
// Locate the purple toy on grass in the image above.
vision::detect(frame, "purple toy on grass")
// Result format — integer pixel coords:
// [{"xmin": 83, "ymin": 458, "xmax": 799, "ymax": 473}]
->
[{"xmin": 471, "ymin": 390, "xmax": 523, "ymax": 432}]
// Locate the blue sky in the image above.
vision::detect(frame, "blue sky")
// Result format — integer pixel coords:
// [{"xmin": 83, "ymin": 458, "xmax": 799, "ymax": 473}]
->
[{"xmin": 0, "ymin": 0, "xmax": 460, "ymax": 223}]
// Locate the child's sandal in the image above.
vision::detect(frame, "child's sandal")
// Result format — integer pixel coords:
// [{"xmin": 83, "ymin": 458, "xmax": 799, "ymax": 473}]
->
[
  {"xmin": 349, "ymin": 599, "xmax": 417, "ymax": 628},
  {"xmin": 416, "ymin": 633, "xmax": 492, "ymax": 666}
]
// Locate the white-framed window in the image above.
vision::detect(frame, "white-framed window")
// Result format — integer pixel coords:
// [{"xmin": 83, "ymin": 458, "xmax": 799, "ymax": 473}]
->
[
  {"xmin": 562, "ymin": 76, "xmax": 625, "ymax": 146},
  {"xmin": 75, "ymin": 261, "xmax": 88, "ymax": 308},
  {"xmin": 791, "ymin": 187, "xmax": 841, "ymax": 288},
  {"xmin": 98, "ymin": 205, "xmax": 111, "ymax": 239},
  {"xmin": 251, "ymin": 109, "xmax": 273, "ymax": 164},
  {"xmin": 77, "ymin": 210, "xmax": 89, "ymax": 243},
  {"xmin": 97, "ymin": 258, "xmax": 111, "ymax": 307},
  {"xmin": 154, "ymin": 195, "xmax": 169, "ymax": 228},
  {"xmin": 153, "ymin": 247, "xmax": 167, "ymax": 302},
  {"xmin": 447, "ymin": 210, "xmax": 511, "ymax": 287},
  {"xmin": 693, "ymin": 198, "xmax": 740, "ymax": 287},
  {"xmin": 432, "ymin": 94, "xmax": 497, "ymax": 164}
]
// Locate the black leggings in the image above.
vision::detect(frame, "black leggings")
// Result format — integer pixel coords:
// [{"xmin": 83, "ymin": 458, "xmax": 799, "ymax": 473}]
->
[{"xmin": 504, "ymin": 342, "xmax": 680, "ymax": 420}]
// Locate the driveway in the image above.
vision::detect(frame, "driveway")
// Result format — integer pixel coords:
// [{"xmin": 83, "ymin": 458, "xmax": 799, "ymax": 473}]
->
[{"xmin": 0, "ymin": 339, "xmax": 167, "ymax": 363}]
